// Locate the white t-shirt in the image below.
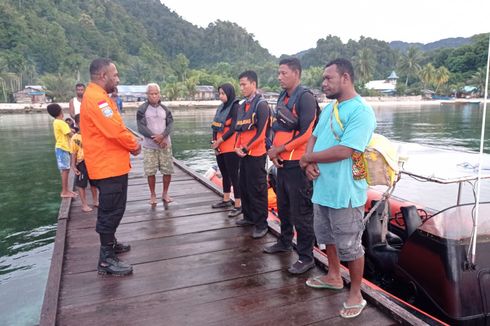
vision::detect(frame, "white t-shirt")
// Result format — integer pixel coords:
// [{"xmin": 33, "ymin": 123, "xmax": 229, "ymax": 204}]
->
[{"xmin": 72, "ymin": 97, "xmax": 81, "ymax": 115}]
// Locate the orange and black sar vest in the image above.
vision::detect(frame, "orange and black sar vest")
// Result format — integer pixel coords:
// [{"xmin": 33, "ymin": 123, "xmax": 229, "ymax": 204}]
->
[{"xmin": 272, "ymin": 86, "xmax": 317, "ymax": 161}]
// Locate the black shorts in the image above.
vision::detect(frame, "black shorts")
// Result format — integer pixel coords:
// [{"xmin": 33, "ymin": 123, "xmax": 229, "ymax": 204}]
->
[{"xmin": 74, "ymin": 161, "xmax": 93, "ymax": 188}]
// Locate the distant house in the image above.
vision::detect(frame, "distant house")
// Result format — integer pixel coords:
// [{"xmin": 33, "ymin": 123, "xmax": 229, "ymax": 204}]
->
[
  {"xmin": 365, "ymin": 71, "xmax": 399, "ymax": 95},
  {"xmin": 117, "ymin": 85, "xmax": 147, "ymax": 102},
  {"xmin": 460, "ymin": 85, "xmax": 479, "ymax": 98},
  {"xmin": 262, "ymin": 91, "xmax": 279, "ymax": 102},
  {"xmin": 194, "ymin": 85, "xmax": 216, "ymax": 100},
  {"xmin": 14, "ymin": 85, "xmax": 46, "ymax": 104}
]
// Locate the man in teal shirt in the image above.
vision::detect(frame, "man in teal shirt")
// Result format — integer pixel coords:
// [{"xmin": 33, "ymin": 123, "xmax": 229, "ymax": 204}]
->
[{"xmin": 300, "ymin": 58, "xmax": 376, "ymax": 319}]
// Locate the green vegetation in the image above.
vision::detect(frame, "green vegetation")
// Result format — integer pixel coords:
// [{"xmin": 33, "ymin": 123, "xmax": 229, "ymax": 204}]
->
[{"xmin": 0, "ymin": 0, "xmax": 488, "ymax": 101}]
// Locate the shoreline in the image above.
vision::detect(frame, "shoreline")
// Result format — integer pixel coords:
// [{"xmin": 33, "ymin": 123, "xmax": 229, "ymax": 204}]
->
[{"xmin": 0, "ymin": 96, "xmax": 484, "ymax": 114}]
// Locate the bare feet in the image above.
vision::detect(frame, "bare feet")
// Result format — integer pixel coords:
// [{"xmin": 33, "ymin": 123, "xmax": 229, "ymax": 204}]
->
[
  {"xmin": 149, "ymin": 194, "xmax": 157, "ymax": 206},
  {"xmin": 81, "ymin": 205, "xmax": 93, "ymax": 212},
  {"xmin": 162, "ymin": 193, "xmax": 173, "ymax": 203},
  {"xmin": 60, "ymin": 192, "xmax": 77, "ymax": 198}
]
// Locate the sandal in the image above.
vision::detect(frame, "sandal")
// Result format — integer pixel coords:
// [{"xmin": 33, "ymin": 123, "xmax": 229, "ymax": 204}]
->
[{"xmin": 339, "ymin": 299, "xmax": 367, "ymax": 318}]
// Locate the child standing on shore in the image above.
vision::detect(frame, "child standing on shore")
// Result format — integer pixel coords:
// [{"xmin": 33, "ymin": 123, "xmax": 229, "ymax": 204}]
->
[
  {"xmin": 47, "ymin": 103, "xmax": 77, "ymax": 198},
  {"xmin": 70, "ymin": 114, "xmax": 99, "ymax": 212}
]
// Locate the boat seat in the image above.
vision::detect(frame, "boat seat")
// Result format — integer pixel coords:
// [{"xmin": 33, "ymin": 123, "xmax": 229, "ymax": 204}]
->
[{"xmin": 400, "ymin": 205, "xmax": 422, "ymax": 240}]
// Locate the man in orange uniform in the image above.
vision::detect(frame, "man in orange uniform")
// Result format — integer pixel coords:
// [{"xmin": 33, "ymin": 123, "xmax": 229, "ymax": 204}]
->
[
  {"xmin": 80, "ymin": 58, "xmax": 141, "ymax": 276},
  {"xmin": 234, "ymin": 70, "xmax": 271, "ymax": 239},
  {"xmin": 265, "ymin": 57, "xmax": 318, "ymax": 274}
]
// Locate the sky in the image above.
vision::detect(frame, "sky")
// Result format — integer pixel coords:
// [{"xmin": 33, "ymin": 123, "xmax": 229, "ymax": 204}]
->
[{"xmin": 161, "ymin": 0, "xmax": 490, "ymax": 56}]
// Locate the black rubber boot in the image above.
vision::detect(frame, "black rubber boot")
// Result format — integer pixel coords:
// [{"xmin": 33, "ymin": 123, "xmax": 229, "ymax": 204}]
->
[
  {"xmin": 97, "ymin": 245, "xmax": 133, "ymax": 276},
  {"xmin": 114, "ymin": 237, "xmax": 131, "ymax": 254}
]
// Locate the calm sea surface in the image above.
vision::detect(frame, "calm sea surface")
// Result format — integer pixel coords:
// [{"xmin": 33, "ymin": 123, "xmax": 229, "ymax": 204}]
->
[{"xmin": 0, "ymin": 102, "xmax": 489, "ymax": 325}]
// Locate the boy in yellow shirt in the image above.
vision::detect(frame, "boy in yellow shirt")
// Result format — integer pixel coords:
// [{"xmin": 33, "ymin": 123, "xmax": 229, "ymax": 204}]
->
[
  {"xmin": 47, "ymin": 103, "xmax": 77, "ymax": 198},
  {"xmin": 71, "ymin": 114, "xmax": 99, "ymax": 212}
]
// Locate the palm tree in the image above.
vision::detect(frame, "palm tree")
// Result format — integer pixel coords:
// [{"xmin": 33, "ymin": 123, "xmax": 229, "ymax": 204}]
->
[
  {"xmin": 354, "ymin": 48, "xmax": 375, "ymax": 84},
  {"xmin": 419, "ymin": 64, "xmax": 436, "ymax": 90},
  {"xmin": 164, "ymin": 82, "xmax": 183, "ymax": 101},
  {"xmin": 399, "ymin": 47, "xmax": 422, "ymax": 86},
  {"xmin": 41, "ymin": 73, "xmax": 76, "ymax": 101},
  {"xmin": 434, "ymin": 66, "xmax": 450, "ymax": 94},
  {"xmin": 469, "ymin": 67, "xmax": 488, "ymax": 97},
  {"xmin": 183, "ymin": 77, "xmax": 198, "ymax": 100}
]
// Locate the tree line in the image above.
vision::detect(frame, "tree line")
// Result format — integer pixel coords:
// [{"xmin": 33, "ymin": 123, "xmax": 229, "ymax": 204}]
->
[{"xmin": 0, "ymin": 0, "xmax": 488, "ymax": 102}]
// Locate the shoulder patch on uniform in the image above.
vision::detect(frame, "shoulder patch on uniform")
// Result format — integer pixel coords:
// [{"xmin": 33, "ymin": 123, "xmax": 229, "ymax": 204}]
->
[
  {"xmin": 98, "ymin": 101, "xmax": 109, "ymax": 109},
  {"xmin": 97, "ymin": 101, "xmax": 113, "ymax": 118}
]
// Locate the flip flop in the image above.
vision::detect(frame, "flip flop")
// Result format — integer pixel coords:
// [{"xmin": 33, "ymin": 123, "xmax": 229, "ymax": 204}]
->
[
  {"xmin": 305, "ymin": 276, "xmax": 344, "ymax": 290},
  {"xmin": 340, "ymin": 299, "xmax": 367, "ymax": 319}
]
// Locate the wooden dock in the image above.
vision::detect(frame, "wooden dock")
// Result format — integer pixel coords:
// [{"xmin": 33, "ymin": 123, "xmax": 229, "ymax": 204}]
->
[{"xmin": 40, "ymin": 158, "xmax": 432, "ymax": 326}]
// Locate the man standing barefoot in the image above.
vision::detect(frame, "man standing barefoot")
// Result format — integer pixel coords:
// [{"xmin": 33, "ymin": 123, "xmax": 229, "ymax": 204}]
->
[{"xmin": 136, "ymin": 83, "xmax": 174, "ymax": 205}]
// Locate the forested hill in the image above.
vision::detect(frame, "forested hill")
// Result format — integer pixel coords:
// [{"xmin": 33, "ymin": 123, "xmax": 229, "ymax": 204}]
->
[
  {"xmin": 0, "ymin": 0, "xmax": 273, "ymax": 83},
  {"xmin": 0, "ymin": 0, "xmax": 487, "ymax": 102},
  {"xmin": 389, "ymin": 37, "xmax": 472, "ymax": 52}
]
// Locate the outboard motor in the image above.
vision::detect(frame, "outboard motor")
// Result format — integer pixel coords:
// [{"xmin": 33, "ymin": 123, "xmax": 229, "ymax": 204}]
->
[
  {"xmin": 363, "ymin": 200, "xmax": 399, "ymax": 275},
  {"xmin": 399, "ymin": 206, "xmax": 422, "ymax": 240}
]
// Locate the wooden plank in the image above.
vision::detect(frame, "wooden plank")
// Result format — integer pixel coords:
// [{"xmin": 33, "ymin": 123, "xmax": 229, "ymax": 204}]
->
[
  {"xmin": 57, "ymin": 270, "xmax": 324, "ymax": 325},
  {"xmin": 59, "ymin": 240, "xmax": 299, "ymax": 307},
  {"xmin": 45, "ymin": 160, "xmax": 403, "ymax": 325},
  {"xmin": 39, "ymin": 172, "xmax": 75, "ymax": 326},
  {"xmin": 67, "ymin": 196, "xmax": 228, "ymax": 229},
  {"xmin": 66, "ymin": 210, "xmax": 243, "ymax": 245},
  {"xmin": 63, "ymin": 227, "xmax": 276, "ymax": 274}
]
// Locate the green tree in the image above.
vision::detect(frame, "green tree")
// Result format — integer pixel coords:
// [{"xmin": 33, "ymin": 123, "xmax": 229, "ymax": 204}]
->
[
  {"xmin": 469, "ymin": 67, "xmax": 488, "ymax": 97},
  {"xmin": 183, "ymin": 77, "xmax": 198, "ymax": 100},
  {"xmin": 434, "ymin": 66, "xmax": 450, "ymax": 93},
  {"xmin": 302, "ymin": 66, "xmax": 324, "ymax": 88},
  {"xmin": 164, "ymin": 82, "xmax": 184, "ymax": 101},
  {"xmin": 419, "ymin": 64, "xmax": 436, "ymax": 90},
  {"xmin": 399, "ymin": 47, "xmax": 422, "ymax": 86},
  {"xmin": 173, "ymin": 54, "xmax": 190, "ymax": 82},
  {"xmin": 354, "ymin": 48, "xmax": 375, "ymax": 84},
  {"xmin": 41, "ymin": 73, "xmax": 75, "ymax": 101}
]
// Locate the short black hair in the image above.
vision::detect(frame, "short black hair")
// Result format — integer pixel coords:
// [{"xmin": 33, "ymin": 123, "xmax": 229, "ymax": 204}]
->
[
  {"xmin": 74, "ymin": 114, "xmax": 80, "ymax": 125},
  {"xmin": 47, "ymin": 103, "xmax": 62, "ymax": 118},
  {"xmin": 279, "ymin": 57, "xmax": 302, "ymax": 77},
  {"xmin": 238, "ymin": 70, "xmax": 258, "ymax": 87},
  {"xmin": 325, "ymin": 58, "xmax": 355, "ymax": 83},
  {"xmin": 75, "ymin": 83, "xmax": 85, "ymax": 88},
  {"xmin": 89, "ymin": 58, "xmax": 112, "ymax": 79}
]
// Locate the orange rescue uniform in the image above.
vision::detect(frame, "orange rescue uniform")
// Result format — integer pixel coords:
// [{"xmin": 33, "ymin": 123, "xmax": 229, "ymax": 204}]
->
[
  {"xmin": 80, "ymin": 82, "xmax": 138, "ymax": 180},
  {"xmin": 216, "ymin": 117, "xmax": 236, "ymax": 153},
  {"xmin": 272, "ymin": 96, "xmax": 315, "ymax": 161},
  {"xmin": 235, "ymin": 102, "xmax": 268, "ymax": 157}
]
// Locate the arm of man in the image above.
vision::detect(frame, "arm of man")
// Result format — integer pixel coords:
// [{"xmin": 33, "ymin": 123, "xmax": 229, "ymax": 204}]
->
[
  {"xmin": 136, "ymin": 106, "xmax": 154, "ymax": 138},
  {"xmin": 244, "ymin": 101, "xmax": 269, "ymax": 151},
  {"xmin": 69, "ymin": 99, "xmax": 75, "ymax": 118},
  {"xmin": 162, "ymin": 107, "xmax": 173, "ymax": 138},
  {"xmin": 90, "ymin": 105, "xmax": 139, "ymax": 152}
]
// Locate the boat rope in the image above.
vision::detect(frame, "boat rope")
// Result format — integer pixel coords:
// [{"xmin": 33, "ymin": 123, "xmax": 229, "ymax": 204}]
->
[{"xmin": 467, "ymin": 33, "xmax": 490, "ymax": 268}]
